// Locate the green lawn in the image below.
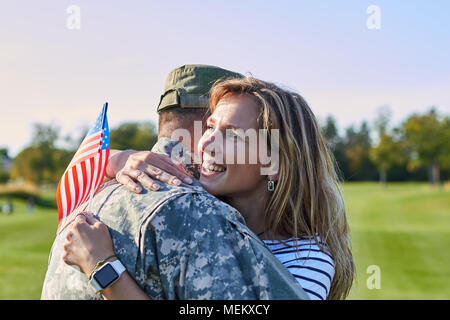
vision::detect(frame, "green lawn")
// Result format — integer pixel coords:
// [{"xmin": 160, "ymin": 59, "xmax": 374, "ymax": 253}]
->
[
  {"xmin": 0, "ymin": 182, "xmax": 449, "ymax": 299},
  {"xmin": 344, "ymin": 182, "xmax": 450, "ymax": 299},
  {"xmin": 0, "ymin": 200, "xmax": 57, "ymax": 299}
]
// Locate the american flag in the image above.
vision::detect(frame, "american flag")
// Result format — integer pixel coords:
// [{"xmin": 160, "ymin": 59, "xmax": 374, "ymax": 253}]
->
[{"xmin": 56, "ymin": 102, "xmax": 110, "ymax": 233}]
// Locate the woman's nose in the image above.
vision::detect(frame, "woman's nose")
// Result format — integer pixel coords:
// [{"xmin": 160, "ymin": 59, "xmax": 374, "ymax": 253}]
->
[
  {"xmin": 201, "ymin": 132, "xmax": 216, "ymax": 157},
  {"xmin": 201, "ymin": 130, "xmax": 224, "ymax": 158}
]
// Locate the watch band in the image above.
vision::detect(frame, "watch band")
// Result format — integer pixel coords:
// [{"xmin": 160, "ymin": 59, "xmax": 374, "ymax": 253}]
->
[
  {"xmin": 110, "ymin": 259, "xmax": 126, "ymax": 275},
  {"xmin": 89, "ymin": 259, "xmax": 126, "ymax": 293},
  {"xmin": 90, "ymin": 277, "xmax": 102, "ymax": 292}
]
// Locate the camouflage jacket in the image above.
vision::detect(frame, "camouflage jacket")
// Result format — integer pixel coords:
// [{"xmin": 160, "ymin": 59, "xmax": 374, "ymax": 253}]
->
[{"xmin": 41, "ymin": 138, "xmax": 308, "ymax": 300}]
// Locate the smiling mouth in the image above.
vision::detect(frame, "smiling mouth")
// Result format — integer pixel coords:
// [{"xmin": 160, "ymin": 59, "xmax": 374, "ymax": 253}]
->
[{"xmin": 201, "ymin": 162, "xmax": 227, "ymax": 176}]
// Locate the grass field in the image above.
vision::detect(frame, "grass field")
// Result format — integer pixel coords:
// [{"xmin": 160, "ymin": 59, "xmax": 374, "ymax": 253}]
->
[
  {"xmin": 0, "ymin": 182, "xmax": 449, "ymax": 300},
  {"xmin": 345, "ymin": 182, "xmax": 450, "ymax": 299},
  {"xmin": 0, "ymin": 199, "xmax": 57, "ymax": 299}
]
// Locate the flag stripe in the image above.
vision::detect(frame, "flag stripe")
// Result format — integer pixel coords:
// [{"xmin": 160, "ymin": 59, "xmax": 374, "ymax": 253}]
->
[
  {"xmin": 92, "ymin": 152, "xmax": 102, "ymax": 194},
  {"xmin": 79, "ymin": 132, "xmax": 102, "ymax": 148},
  {"xmin": 80, "ymin": 162, "xmax": 88, "ymax": 205},
  {"xmin": 99, "ymin": 149, "xmax": 109, "ymax": 188},
  {"xmin": 69, "ymin": 141, "xmax": 101, "ymax": 168},
  {"xmin": 59, "ymin": 156, "xmax": 91, "ymax": 229},
  {"xmin": 60, "ymin": 174, "xmax": 67, "ymax": 220},
  {"xmin": 63, "ymin": 172, "xmax": 71, "ymax": 222},
  {"xmin": 68, "ymin": 167, "xmax": 76, "ymax": 215},
  {"xmin": 79, "ymin": 158, "xmax": 95, "ymax": 213},
  {"xmin": 59, "ymin": 200, "xmax": 89, "ymax": 233},
  {"xmin": 73, "ymin": 140, "xmax": 101, "ymax": 160},
  {"xmin": 93, "ymin": 150, "xmax": 105, "ymax": 193},
  {"xmin": 78, "ymin": 158, "xmax": 94, "ymax": 209},
  {"xmin": 93, "ymin": 149, "xmax": 108, "ymax": 193},
  {"xmin": 76, "ymin": 134, "xmax": 102, "ymax": 152},
  {"xmin": 86, "ymin": 152, "xmax": 101, "ymax": 213},
  {"xmin": 75, "ymin": 163, "xmax": 84, "ymax": 209},
  {"xmin": 56, "ymin": 180, "xmax": 63, "ymax": 230}
]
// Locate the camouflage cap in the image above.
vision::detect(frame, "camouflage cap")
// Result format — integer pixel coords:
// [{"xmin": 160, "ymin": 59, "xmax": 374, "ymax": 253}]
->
[{"xmin": 157, "ymin": 64, "xmax": 244, "ymax": 113}]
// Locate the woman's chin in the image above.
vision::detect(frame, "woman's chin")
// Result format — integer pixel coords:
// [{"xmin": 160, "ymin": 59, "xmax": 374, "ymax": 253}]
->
[{"xmin": 199, "ymin": 167, "xmax": 227, "ymax": 195}]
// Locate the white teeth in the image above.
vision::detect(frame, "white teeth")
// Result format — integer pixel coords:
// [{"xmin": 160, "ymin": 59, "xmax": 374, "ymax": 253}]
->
[{"xmin": 203, "ymin": 163, "xmax": 226, "ymax": 172}]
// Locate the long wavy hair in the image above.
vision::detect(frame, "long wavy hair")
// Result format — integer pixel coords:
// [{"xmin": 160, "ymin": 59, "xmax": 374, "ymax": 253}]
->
[{"xmin": 209, "ymin": 77, "xmax": 355, "ymax": 300}]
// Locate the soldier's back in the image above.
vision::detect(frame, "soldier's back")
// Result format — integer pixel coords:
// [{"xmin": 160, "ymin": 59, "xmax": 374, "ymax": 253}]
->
[{"xmin": 42, "ymin": 179, "xmax": 308, "ymax": 299}]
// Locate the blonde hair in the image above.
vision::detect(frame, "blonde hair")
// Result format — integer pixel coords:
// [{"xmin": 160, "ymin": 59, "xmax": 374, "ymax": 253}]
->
[{"xmin": 209, "ymin": 77, "xmax": 355, "ymax": 300}]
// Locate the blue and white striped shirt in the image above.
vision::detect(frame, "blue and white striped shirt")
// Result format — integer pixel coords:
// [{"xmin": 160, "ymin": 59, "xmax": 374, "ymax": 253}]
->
[{"xmin": 263, "ymin": 237, "xmax": 335, "ymax": 300}]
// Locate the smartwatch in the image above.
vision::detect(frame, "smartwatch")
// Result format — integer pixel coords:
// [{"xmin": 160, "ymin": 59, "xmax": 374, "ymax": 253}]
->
[{"xmin": 89, "ymin": 259, "xmax": 126, "ymax": 292}]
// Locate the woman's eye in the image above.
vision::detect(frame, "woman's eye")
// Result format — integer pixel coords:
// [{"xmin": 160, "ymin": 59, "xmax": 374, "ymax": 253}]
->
[
  {"xmin": 227, "ymin": 132, "xmax": 240, "ymax": 141},
  {"xmin": 206, "ymin": 125, "xmax": 214, "ymax": 131}
]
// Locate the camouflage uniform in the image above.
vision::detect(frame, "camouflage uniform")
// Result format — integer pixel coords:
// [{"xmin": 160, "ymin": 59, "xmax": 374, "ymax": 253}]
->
[{"xmin": 41, "ymin": 138, "xmax": 308, "ymax": 299}]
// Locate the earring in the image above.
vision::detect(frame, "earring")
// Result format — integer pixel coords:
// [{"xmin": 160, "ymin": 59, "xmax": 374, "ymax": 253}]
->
[{"xmin": 268, "ymin": 179, "xmax": 275, "ymax": 192}]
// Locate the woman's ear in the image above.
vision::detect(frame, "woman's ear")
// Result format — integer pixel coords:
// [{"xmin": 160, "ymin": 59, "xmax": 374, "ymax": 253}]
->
[{"xmin": 268, "ymin": 174, "xmax": 278, "ymax": 182}]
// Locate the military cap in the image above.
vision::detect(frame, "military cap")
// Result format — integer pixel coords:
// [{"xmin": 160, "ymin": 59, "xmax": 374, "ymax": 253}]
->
[{"xmin": 157, "ymin": 64, "xmax": 244, "ymax": 112}]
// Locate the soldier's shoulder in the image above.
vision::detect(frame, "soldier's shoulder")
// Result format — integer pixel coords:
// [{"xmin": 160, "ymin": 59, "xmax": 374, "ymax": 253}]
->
[
  {"xmin": 152, "ymin": 188, "xmax": 246, "ymax": 233},
  {"xmin": 160, "ymin": 187, "xmax": 237, "ymax": 215},
  {"xmin": 97, "ymin": 179, "xmax": 206, "ymax": 200},
  {"xmin": 94, "ymin": 180, "xmax": 199, "ymax": 210},
  {"xmin": 94, "ymin": 180, "xmax": 219, "ymax": 219},
  {"xmin": 95, "ymin": 180, "xmax": 245, "ymax": 229},
  {"xmin": 97, "ymin": 178, "xmax": 225, "ymax": 207}
]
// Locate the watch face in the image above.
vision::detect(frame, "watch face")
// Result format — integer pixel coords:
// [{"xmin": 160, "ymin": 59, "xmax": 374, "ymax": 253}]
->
[{"xmin": 93, "ymin": 264, "xmax": 119, "ymax": 288}]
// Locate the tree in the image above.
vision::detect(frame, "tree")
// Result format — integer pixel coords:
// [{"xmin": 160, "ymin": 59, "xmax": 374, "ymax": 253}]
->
[
  {"xmin": 0, "ymin": 148, "xmax": 12, "ymax": 183},
  {"xmin": 321, "ymin": 115, "xmax": 340, "ymax": 149},
  {"xmin": 321, "ymin": 116, "xmax": 348, "ymax": 180},
  {"xmin": 63, "ymin": 125, "xmax": 89, "ymax": 153},
  {"xmin": 31, "ymin": 123, "xmax": 60, "ymax": 149},
  {"xmin": 402, "ymin": 109, "xmax": 450, "ymax": 185},
  {"xmin": 369, "ymin": 106, "xmax": 406, "ymax": 186},
  {"xmin": 440, "ymin": 117, "xmax": 450, "ymax": 170},
  {"xmin": 373, "ymin": 105, "xmax": 392, "ymax": 137},
  {"xmin": 369, "ymin": 129, "xmax": 406, "ymax": 186},
  {"xmin": 11, "ymin": 146, "xmax": 72, "ymax": 184},
  {"xmin": 11, "ymin": 123, "xmax": 72, "ymax": 184},
  {"xmin": 342, "ymin": 122, "xmax": 377, "ymax": 181},
  {"xmin": 109, "ymin": 122, "xmax": 158, "ymax": 151}
]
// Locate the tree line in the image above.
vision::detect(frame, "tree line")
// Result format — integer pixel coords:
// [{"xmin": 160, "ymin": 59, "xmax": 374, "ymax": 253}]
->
[
  {"xmin": 1, "ymin": 107, "xmax": 449, "ymax": 187},
  {"xmin": 0, "ymin": 122, "xmax": 157, "ymax": 185},
  {"xmin": 322, "ymin": 107, "xmax": 449, "ymax": 185}
]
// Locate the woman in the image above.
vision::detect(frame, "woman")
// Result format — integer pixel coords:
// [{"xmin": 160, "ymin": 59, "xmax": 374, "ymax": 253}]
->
[{"xmin": 63, "ymin": 77, "xmax": 354, "ymax": 300}]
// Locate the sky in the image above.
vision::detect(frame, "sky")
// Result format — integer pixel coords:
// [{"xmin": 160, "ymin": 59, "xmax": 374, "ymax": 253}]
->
[{"xmin": 1, "ymin": 0, "xmax": 449, "ymax": 156}]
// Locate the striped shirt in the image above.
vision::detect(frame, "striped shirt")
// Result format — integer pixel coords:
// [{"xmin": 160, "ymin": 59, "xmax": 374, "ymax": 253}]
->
[{"xmin": 263, "ymin": 237, "xmax": 335, "ymax": 300}]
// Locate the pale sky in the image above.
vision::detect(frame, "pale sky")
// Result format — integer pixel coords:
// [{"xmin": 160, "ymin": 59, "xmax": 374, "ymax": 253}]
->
[{"xmin": 1, "ymin": 0, "xmax": 449, "ymax": 156}]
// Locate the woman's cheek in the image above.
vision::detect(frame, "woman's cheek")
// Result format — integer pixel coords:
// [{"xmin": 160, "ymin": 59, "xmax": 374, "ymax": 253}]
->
[
  {"xmin": 197, "ymin": 134, "xmax": 207, "ymax": 157},
  {"xmin": 204, "ymin": 163, "xmax": 262, "ymax": 197},
  {"xmin": 223, "ymin": 138, "xmax": 236, "ymax": 165},
  {"xmin": 224, "ymin": 138, "xmax": 251, "ymax": 166}
]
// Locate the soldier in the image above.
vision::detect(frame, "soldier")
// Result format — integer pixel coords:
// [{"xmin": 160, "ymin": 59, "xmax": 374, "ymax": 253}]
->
[{"xmin": 41, "ymin": 65, "xmax": 308, "ymax": 300}]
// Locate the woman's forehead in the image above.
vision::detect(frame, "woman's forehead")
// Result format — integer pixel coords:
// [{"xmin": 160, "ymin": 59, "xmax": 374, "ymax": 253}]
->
[{"xmin": 210, "ymin": 95, "xmax": 260, "ymax": 129}]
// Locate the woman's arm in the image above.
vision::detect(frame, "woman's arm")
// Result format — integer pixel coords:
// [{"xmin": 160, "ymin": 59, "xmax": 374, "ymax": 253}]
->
[
  {"xmin": 104, "ymin": 149, "xmax": 137, "ymax": 182},
  {"xmin": 102, "ymin": 269, "xmax": 150, "ymax": 300},
  {"xmin": 62, "ymin": 213, "xmax": 151, "ymax": 300},
  {"xmin": 104, "ymin": 149, "xmax": 193, "ymax": 193}
]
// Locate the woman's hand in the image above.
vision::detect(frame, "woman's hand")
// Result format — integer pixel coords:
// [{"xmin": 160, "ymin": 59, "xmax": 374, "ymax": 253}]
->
[
  {"xmin": 62, "ymin": 213, "xmax": 115, "ymax": 276},
  {"xmin": 63, "ymin": 213, "xmax": 152, "ymax": 300},
  {"xmin": 107, "ymin": 150, "xmax": 193, "ymax": 193}
]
